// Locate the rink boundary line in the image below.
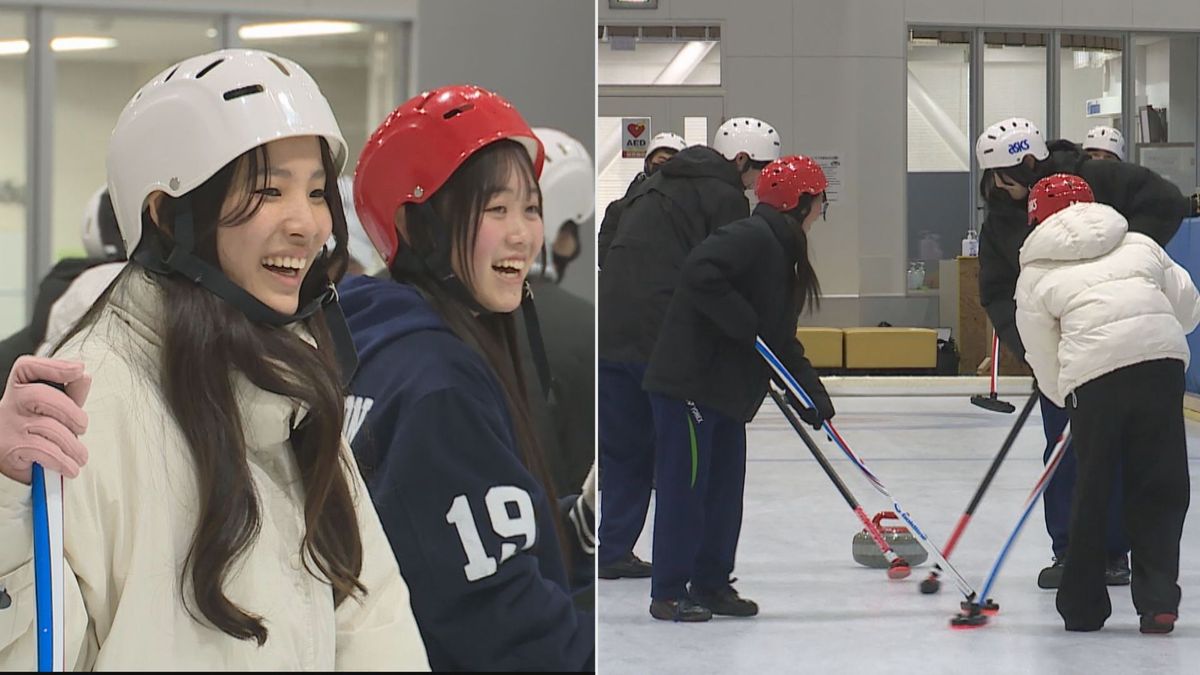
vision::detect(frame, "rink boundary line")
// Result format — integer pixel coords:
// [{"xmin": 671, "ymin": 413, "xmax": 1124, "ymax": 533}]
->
[{"xmin": 821, "ymin": 376, "xmax": 1034, "ymax": 397}]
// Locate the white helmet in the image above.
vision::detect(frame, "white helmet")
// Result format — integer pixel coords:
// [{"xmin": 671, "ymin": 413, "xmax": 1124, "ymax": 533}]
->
[
  {"xmin": 106, "ymin": 49, "xmax": 348, "ymax": 256},
  {"xmin": 976, "ymin": 117, "xmax": 1048, "ymax": 170},
  {"xmin": 533, "ymin": 127, "xmax": 593, "ymax": 278},
  {"xmin": 1083, "ymin": 125, "xmax": 1125, "ymax": 161},
  {"xmin": 81, "ymin": 184, "xmax": 124, "ymax": 260},
  {"xmin": 712, "ymin": 117, "xmax": 781, "ymax": 162},
  {"xmin": 336, "ymin": 175, "xmax": 385, "ymax": 276},
  {"xmin": 647, "ymin": 132, "xmax": 687, "ymax": 156}
]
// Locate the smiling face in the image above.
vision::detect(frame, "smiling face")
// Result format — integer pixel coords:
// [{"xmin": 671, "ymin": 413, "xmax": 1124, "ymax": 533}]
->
[
  {"xmin": 215, "ymin": 136, "xmax": 333, "ymax": 315},
  {"xmin": 452, "ymin": 164, "xmax": 544, "ymax": 313}
]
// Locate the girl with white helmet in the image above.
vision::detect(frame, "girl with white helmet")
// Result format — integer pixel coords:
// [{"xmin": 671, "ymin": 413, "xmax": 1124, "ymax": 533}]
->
[
  {"xmin": 0, "ymin": 49, "xmax": 428, "ymax": 670},
  {"xmin": 528, "ymin": 128, "xmax": 597, "ymax": 502},
  {"xmin": 975, "ymin": 116, "xmax": 1187, "ymax": 592},
  {"xmin": 341, "ymin": 85, "xmax": 594, "ymax": 670},
  {"xmin": 644, "ymin": 131, "xmax": 688, "ymax": 176},
  {"xmin": 1083, "ymin": 125, "xmax": 1125, "ymax": 162},
  {"xmin": 596, "ymin": 116, "xmax": 780, "ymax": 583}
]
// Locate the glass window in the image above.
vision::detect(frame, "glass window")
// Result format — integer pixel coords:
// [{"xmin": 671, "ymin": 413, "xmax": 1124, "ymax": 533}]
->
[
  {"xmin": 1059, "ymin": 33, "xmax": 1123, "ymax": 147},
  {"xmin": 232, "ymin": 18, "xmax": 402, "ymax": 177},
  {"xmin": 983, "ymin": 31, "xmax": 1047, "ymax": 131},
  {"xmin": 906, "ymin": 30, "xmax": 971, "ymax": 289},
  {"xmin": 598, "ymin": 25, "xmax": 720, "ymax": 86},
  {"xmin": 1133, "ymin": 34, "xmax": 1197, "ymax": 194},
  {"xmin": 0, "ymin": 10, "xmax": 26, "ymax": 333},
  {"xmin": 51, "ymin": 12, "xmax": 219, "ymax": 261}
]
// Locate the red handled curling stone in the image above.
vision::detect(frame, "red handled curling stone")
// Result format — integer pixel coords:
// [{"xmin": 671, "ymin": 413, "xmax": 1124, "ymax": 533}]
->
[{"xmin": 852, "ymin": 511, "xmax": 927, "ymax": 576}]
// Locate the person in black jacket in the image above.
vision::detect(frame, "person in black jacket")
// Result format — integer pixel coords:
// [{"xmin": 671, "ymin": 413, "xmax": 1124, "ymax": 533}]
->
[
  {"xmin": 597, "ymin": 131, "xmax": 687, "ymax": 268},
  {"xmin": 975, "ymin": 116, "xmax": 1188, "ymax": 590},
  {"xmin": 640, "ymin": 155, "xmax": 833, "ymax": 622},
  {"xmin": 597, "ymin": 117, "xmax": 781, "ymax": 581},
  {"xmin": 0, "ymin": 186, "xmax": 124, "ymax": 383}
]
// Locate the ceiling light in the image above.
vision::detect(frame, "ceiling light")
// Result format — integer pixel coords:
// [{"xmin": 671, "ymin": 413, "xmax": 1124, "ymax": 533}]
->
[
  {"xmin": 50, "ymin": 36, "xmax": 118, "ymax": 52},
  {"xmin": 0, "ymin": 39, "xmax": 29, "ymax": 56},
  {"xmin": 238, "ymin": 20, "xmax": 363, "ymax": 40}
]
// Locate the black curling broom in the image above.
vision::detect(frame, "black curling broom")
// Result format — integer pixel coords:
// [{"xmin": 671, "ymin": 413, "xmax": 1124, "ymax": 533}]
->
[{"xmin": 971, "ymin": 331, "xmax": 1015, "ymax": 413}]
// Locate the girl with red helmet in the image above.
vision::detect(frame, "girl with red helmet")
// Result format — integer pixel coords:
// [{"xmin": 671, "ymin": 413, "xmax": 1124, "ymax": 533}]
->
[
  {"xmin": 340, "ymin": 85, "xmax": 594, "ymax": 670},
  {"xmin": 640, "ymin": 155, "xmax": 834, "ymax": 622},
  {"xmin": 1017, "ymin": 173, "xmax": 1200, "ymax": 634},
  {"xmin": 0, "ymin": 50, "xmax": 428, "ymax": 670}
]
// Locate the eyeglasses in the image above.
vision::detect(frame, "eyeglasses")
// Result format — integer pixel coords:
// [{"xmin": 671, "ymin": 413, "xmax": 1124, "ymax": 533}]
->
[{"xmin": 820, "ymin": 200, "xmax": 830, "ymax": 221}]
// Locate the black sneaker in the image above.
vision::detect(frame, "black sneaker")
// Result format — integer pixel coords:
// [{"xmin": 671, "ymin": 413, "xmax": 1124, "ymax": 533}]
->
[
  {"xmin": 1105, "ymin": 555, "xmax": 1131, "ymax": 586},
  {"xmin": 690, "ymin": 585, "xmax": 759, "ymax": 617},
  {"xmin": 649, "ymin": 597, "xmax": 712, "ymax": 622},
  {"xmin": 1140, "ymin": 612, "xmax": 1177, "ymax": 634},
  {"xmin": 598, "ymin": 553, "xmax": 652, "ymax": 579},
  {"xmin": 1038, "ymin": 558, "xmax": 1065, "ymax": 589}
]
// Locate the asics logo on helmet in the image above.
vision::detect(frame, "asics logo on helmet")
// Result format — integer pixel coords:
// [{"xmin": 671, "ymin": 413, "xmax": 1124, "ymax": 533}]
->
[{"xmin": 1007, "ymin": 140, "xmax": 1030, "ymax": 155}]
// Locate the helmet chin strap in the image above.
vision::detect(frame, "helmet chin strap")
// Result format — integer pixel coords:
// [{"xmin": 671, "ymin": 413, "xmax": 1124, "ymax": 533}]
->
[
  {"xmin": 390, "ymin": 201, "xmax": 553, "ymax": 401},
  {"xmin": 131, "ymin": 197, "xmax": 359, "ymax": 387}
]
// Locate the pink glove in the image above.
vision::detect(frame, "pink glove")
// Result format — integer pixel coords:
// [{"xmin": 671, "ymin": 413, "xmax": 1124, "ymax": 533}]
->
[{"xmin": 0, "ymin": 355, "xmax": 91, "ymax": 485}]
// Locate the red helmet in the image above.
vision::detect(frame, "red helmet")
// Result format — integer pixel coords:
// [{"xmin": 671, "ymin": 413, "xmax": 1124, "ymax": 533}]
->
[
  {"xmin": 755, "ymin": 155, "xmax": 828, "ymax": 212},
  {"xmin": 1028, "ymin": 173, "xmax": 1094, "ymax": 226},
  {"xmin": 354, "ymin": 85, "xmax": 545, "ymax": 264}
]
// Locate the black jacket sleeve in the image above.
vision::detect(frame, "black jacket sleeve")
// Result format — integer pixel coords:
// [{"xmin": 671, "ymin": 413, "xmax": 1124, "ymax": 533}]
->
[
  {"xmin": 779, "ymin": 336, "xmax": 833, "ymax": 419},
  {"xmin": 678, "ymin": 224, "xmax": 763, "ymax": 343},
  {"xmin": 597, "ymin": 197, "xmax": 624, "ymax": 270},
  {"xmin": 1084, "ymin": 159, "xmax": 1188, "ymax": 246},
  {"xmin": 977, "ymin": 218, "xmax": 1025, "ymax": 359}
]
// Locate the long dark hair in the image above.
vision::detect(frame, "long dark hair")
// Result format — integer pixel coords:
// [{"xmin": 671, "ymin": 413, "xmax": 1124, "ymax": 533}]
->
[
  {"xmin": 57, "ymin": 138, "xmax": 364, "ymax": 646},
  {"xmin": 783, "ymin": 193, "xmax": 823, "ymax": 314},
  {"xmin": 395, "ymin": 139, "xmax": 567, "ymax": 559}
]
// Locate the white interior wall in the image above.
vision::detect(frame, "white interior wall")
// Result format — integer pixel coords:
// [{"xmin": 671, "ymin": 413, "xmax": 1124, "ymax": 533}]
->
[
  {"xmin": 603, "ymin": 0, "xmax": 1200, "ymax": 328},
  {"xmin": 419, "ymin": 0, "xmax": 596, "ymax": 301}
]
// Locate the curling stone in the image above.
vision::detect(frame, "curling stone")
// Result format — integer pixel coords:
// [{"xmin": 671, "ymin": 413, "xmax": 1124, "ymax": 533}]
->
[{"xmin": 852, "ymin": 511, "xmax": 928, "ymax": 568}]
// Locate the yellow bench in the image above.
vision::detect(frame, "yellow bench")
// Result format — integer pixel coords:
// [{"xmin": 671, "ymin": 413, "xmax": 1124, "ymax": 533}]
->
[
  {"xmin": 842, "ymin": 327, "xmax": 938, "ymax": 369},
  {"xmin": 794, "ymin": 327, "xmax": 844, "ymax": 369}
]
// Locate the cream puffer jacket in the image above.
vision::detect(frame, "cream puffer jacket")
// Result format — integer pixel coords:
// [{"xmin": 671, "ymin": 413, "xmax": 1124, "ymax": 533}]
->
[
  {"xmin": 0, "ymin": 269, "xmax": 429, "ymax": 671},
  {"xmin": 1016, "ymin": 201, "xmax": 1200, "ymax": 407}
]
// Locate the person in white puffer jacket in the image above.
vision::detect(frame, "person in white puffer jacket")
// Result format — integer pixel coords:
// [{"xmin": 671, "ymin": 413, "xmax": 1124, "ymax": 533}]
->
[{"xmin": 1016, "ymin": 172, "xmax": 1200, "ymax": 635}]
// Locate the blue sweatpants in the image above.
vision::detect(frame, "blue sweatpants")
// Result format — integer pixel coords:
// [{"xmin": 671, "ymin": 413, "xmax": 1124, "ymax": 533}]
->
[
  {"xmin": 598, "ymin": 360, "xmax": 656, "ymax": 566},
  {"xmin": 1040, "ymin": 393, "xmax": 1129, "ymax": 559},
  {"xmin": 648, "ymin": 394, "xmax": 747, "ymax": 601}
]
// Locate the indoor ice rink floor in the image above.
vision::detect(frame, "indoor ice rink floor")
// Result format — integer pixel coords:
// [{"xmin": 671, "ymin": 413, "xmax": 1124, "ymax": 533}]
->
[{"xmin": 598, "ymin": 389, "xmax": 1200, "ymax": 674}]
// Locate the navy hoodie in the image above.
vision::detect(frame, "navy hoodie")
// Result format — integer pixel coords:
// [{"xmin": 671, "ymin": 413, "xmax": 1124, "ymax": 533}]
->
[{"xmin": 338, "ymin": 274, "xmax": 594, "ymax": 672}]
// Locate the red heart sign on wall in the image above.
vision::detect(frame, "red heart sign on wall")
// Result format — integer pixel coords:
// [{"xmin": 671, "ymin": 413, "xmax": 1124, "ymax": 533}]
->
[{"xmin": 627, "ymin": 123, "xmax": 646, "ymax": 138}]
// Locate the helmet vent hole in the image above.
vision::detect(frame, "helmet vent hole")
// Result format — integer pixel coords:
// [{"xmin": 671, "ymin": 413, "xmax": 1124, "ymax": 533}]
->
[
  {"xmin": 224, "ymin": 84, "xmax": 264, "ymax": 101},
  {"xmin": 163, "ymin": 66, "xmax": 179, "ymax": 82},
  {"xmin": 443, "ymin": 103, "xmax": 475, "ymax": 119},
  {"xmin": 268, "ymin": 57, "xmax": 290, "ymax": 76},
  {"xmin": 196, "ymin": 58, "xmax": 225, "ymax": 79}
]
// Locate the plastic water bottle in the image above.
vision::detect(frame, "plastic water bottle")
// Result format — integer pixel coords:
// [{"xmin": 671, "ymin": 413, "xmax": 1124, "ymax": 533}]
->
[{"xmin": 962, "ymin": 229, "xmax": 979, "ymax": 257}]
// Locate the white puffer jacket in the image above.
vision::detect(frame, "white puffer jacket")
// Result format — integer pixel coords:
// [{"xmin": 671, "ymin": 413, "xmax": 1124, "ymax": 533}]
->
[{"xmin": 1016, "ymin": 201, "xmax": 1200, "ymax": 407}]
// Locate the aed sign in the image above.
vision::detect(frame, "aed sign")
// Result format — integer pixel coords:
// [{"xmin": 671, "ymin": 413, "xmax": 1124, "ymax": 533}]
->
[{"xmin": 622, "ymin": 117, "xmax": 652, "ymax": 158}]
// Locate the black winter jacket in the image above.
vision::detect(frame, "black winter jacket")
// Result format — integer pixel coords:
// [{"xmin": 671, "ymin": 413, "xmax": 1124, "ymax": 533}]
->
[
  {"xmin": 598, "ymin": 146, "xmax": 749, "ymax": 363},
  {"xmin": 979, "ymin": 142, "xmax": 1187, "ymax": 358},
  {"xmin": 643, "ymin": 204, "xmax": 832, "ymax": 423},
  {"xmin": 0, "ymin": 257, "xmax": 107, "ymax": 383}
]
